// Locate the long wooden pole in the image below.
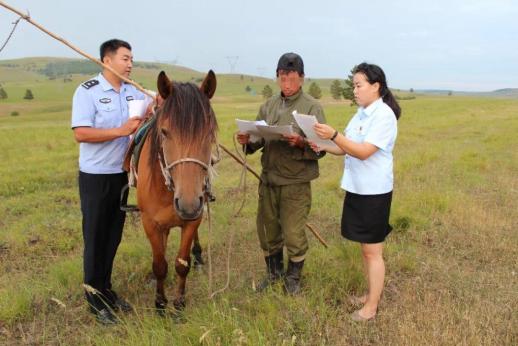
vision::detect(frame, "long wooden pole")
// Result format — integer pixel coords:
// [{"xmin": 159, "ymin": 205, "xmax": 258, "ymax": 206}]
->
[
  {"xmin": 218, "ymin": 144, "xmax": 262, "ymax": 181},
  {"xmin": 0, "ymin": 0, "xmax": 329, "ymax": 248},
  {"xmin": 0, "ymin": 1, "xmax": 154, "ymax": 99}
]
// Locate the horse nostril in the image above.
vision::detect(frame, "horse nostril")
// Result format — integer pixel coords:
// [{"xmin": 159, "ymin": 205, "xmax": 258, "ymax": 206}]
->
[
  {"xmin": 198, "ymin": 196, "xmax": 203, "ymax": 208},
  {"xmin": 174, "ymin": 198, "xmax": 180, "ymax": 212}
]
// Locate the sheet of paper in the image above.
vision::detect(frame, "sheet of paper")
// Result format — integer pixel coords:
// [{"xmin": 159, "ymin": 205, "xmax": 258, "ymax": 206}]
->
[
  {"xmin": 292, "ymin": 111, "xmax": 338, "ymax": 148},
  {"xmin": 256, "ymin": 124, "xmax": 294, "ymax": 141},
  {"xmin": 236, "ymin": 119, "xmax": 266, "ymax": 142}
]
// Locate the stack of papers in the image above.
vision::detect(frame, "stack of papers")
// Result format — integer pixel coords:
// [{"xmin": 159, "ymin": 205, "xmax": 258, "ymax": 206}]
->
[
  {"xmin": 236, "ymin": 119, "xmax": 294, "ymax": 142},
  {"xmin": 292, "ymin": 111, "xmax": 338, "ymax": 148}
]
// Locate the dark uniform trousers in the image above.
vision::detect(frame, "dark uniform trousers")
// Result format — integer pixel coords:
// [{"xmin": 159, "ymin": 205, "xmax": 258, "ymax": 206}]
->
[
  {"xmin": 256, "ymin": 182, "xmax": 311, "ymax": 262},
  {"xmin": 79, "ymin": 171, "xmax": 128, "ymax": 308}
]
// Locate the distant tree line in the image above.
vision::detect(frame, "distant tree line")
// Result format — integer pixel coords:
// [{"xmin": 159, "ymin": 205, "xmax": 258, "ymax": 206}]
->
[
  {"xmin": 38, "ymin": 61, "xmax": 100, "ymax": 79},
  {"xmin": 133, "ymin": 62, "xmax": 160, "ymax": 69}
]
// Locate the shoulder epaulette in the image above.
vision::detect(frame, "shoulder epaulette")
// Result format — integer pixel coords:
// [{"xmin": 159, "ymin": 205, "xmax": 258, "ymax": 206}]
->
[{"xmin": 81, "ymin": 79, "xmax": 99, "ymax": 89}]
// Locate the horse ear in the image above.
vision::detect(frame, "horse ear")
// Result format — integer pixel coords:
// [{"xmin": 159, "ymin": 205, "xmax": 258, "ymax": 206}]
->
[
  {"xmin": 200, "ymin": 70, "xmax": 217, "ymax": 99},
  {"xmin": 157, "ymin": 71, "xmax": 173, "ymax": 99}
]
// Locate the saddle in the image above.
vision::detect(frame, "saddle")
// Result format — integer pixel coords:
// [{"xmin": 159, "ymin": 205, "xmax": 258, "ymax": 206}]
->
[{"xmin": 123, "ymin": 116, "xmax": 156, "ymax": 187}]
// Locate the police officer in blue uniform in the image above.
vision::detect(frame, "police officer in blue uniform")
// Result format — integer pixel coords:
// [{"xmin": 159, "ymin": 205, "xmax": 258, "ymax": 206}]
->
[{"xmin": 71, "ymin": 39, "xmax": 145, "ymax": 324}]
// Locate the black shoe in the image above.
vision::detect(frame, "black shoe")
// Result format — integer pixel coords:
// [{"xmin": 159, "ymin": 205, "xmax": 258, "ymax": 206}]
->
[
  {"xmin": 113, "ymin": 297, "xmax": 133, "ymax": 313},
  {"xmin": 94, "ymin": 308, "xmax": 119, "ymax": 325},
  {"xmin": 104, "ymin": 289, "xmax": 133, "ymax": 313},
  {"xmin": 284, "ymin": 260, "xmax": 304, "ymax": 295},
  {"xmin": 256, "ymin": 250, "xmax": 284, "ymax": 292}
]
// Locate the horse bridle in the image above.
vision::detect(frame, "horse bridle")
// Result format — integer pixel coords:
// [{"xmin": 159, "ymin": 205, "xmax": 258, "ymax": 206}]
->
[{"xmin": 158, "ymin": 144, "xmax": 215, "ymax": 202}]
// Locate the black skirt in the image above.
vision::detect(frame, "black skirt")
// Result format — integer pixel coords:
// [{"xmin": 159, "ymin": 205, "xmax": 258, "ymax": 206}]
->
[{"xmin": 341, "ymin": 191, "xmax": 393, "ymax": 244}]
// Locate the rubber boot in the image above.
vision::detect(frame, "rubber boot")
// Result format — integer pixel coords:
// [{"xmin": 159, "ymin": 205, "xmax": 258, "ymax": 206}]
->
[
  {"xmin": 284, "ymin": 260, "xmax": 304, "ymax": 295},
  {"xmin": 256, "ymin": 250, "xmax": 284, "ymax": 292}
]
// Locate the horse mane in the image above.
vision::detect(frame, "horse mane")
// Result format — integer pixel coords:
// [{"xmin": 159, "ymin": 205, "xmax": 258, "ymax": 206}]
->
[{"xmin": 148, "ymin": 81, "xmax": 218, "ymax": 169}]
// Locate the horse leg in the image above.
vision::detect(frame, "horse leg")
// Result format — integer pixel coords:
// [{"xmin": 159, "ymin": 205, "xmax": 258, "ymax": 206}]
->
[
  {"xmin": 192, "ymin": 229, "xmax": 204, "ymax": 270},
  {"xmin": 144, "ymin": 218, "xmax": 169, "ymax": 313},
  {"xmin": 173, "ymin": 223, "xmax": 198, "ymax": 311}
]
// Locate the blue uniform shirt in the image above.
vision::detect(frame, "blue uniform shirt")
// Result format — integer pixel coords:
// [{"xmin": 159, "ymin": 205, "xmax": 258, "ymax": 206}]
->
[
  {"xmin": 71, "ymin": 73, "xmax": 145, "ymax": 174},
  {"xmin": 340, "ymin": 98, "xmax": 398, "ymax": 194}
]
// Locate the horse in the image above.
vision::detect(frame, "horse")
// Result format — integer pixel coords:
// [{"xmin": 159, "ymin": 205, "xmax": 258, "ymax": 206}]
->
[{"xmin": 136, "ymin": 70, "xmax": 217, "ymax": 313}]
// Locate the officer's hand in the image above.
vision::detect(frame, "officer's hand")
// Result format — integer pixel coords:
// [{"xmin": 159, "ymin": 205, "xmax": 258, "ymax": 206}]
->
[
  {"xmin": 237, "ymin": 132, "xmax": 250, "ymax": 145},
  {"xmin": 282, "ymin": 133, "xmax": 305, "ymax": 148},
  {"xmin": 120, "ymin": 118, "xmax": 142, "ymax": 136}
]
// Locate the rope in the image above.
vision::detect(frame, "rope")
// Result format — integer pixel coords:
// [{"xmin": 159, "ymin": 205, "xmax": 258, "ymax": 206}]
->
[
  {"xmin": 207, "ymin": 135, "xmax": 249, "ymax": 299},
  {"xmin": 206, "ymin": 198, "xmax": 213, "ymax": 297},
  {"xmin": 0, "ymin": 16, "xmax": 21, "ymax": 53},
  {"xmin": 232, "ymin": 132, "xmax": 249, "ymax": 216}
]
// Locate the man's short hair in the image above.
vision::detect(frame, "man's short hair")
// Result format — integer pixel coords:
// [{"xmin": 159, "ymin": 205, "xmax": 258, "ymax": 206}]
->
[
  {"xmin": 276, "ymin": 52, "xmax": 304, "ymax": 76},
  {"xmin": 100, "ymin": 39, "xmax": 131, "ymax": 62}
]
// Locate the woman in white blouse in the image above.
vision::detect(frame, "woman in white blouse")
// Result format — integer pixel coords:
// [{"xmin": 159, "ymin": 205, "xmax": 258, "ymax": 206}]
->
[{"xmin": 312, "ymin": 63, "xmax": 401, "ymax": 322}]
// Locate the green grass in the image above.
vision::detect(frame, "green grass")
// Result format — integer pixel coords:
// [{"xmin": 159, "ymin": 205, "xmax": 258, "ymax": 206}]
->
[{"xmin": 0, "ymin": 58, "xmax": 517, "ymax": 345}]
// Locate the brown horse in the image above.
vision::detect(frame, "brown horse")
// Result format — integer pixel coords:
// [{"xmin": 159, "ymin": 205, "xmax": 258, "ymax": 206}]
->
[{"xmin": 136, "ymin": 70, "xmax": 217, "ymax": 312}]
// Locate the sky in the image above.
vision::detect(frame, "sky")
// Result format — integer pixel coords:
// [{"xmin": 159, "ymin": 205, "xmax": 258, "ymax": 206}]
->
[{"xmin": 1, "ymin": 0, "xmax": 517, "ymax": 91}]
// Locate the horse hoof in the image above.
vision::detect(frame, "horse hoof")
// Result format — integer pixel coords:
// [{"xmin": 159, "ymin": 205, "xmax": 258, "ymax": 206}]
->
[
  {"xmin": 193, "ymin": 263, "xmax": 204, "ymax": 272},
  {"xmin": 156, "ymin": 308, "xmax": 167, "ymax": 317},
  {"xmin": 155, "ymin": 300, "xmax": 168, "ymax": 316},
  {"xmin": 173, "ymin": 298, "xmax": 186, "ymax": 311},
  {"xmin": 193, "ymin": 255, "xmax": 204, "ymax": 266}
]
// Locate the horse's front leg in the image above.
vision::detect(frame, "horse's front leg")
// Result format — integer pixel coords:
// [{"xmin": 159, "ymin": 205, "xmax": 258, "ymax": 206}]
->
[
  {"xmin": 174, "ymin": 221, "xmax": 200, "ymax": 310},
  {"xmin": 143, "ymin": 217, "xmax": 169, "ymax": 312},
  {"xmin": 192, "ymin": 229, "xmax": 204, "ymax": 270}
]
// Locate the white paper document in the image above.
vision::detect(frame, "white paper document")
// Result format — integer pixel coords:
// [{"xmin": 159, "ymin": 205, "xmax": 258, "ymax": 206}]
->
[
  {"xmin": 292, "ymin": 111, "xmax": 338, "ymax": 148},
  {"xmin": 256, "ymin": 124, "xmax": 294, "ymax": 140},
  {"xmin": 236, "ymin": 119, "xmax": 267, "ymax": 142},
  {"xmin": 236, "ymin": 119, "xmax": 293, "ymax": 142}
]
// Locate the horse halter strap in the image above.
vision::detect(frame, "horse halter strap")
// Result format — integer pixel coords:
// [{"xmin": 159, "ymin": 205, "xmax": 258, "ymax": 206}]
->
[{"xmin": 158, "ymin": 146, "xmax": 215, "ymax": 200}]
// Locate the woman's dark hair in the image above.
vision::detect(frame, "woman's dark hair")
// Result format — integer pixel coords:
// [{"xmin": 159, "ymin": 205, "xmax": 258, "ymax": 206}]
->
[
  {"xmin": 353, "ymin": 62, "xmax": 401, "ymax": 119},
  {"xmin": 100, "ymin": 39, "xmax": 131, "ymax": 62}
]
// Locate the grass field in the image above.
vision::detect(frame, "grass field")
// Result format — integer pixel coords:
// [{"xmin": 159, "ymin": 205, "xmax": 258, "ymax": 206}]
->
[{"xmin": 0, "ymin": 58, "xmax": 517, "ymax": 345}]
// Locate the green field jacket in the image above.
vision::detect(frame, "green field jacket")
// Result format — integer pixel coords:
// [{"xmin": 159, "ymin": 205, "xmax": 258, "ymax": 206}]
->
[{"xmin": 246, "ymin": 89, "xmax": 326, "ymax": 186}]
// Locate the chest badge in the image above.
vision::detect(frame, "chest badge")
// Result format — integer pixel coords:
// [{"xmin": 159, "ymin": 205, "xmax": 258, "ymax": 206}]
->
[
  {"xmin": 126, "ymin": 96, "xmax": 134, "ymax": 101},
  {"xmin": 99, "ymin": 98, "xmax": 112, "ymax": 104}
]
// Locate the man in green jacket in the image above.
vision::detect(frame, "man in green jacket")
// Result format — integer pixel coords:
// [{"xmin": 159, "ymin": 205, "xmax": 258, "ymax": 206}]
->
[{"xmin": 237, "ymin": 52, "xmax": 326, "ymax": 294}]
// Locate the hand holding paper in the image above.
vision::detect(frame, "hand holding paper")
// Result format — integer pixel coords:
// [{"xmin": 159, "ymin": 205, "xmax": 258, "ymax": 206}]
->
[
  {"xmin": 236, "ymin": 119, "xmax": 266, "ymax": 143},
  {"xmin": 313, "ymin": 122, "xmax": 337, "ymax": 140},
  {"xmin": 282, "ymin": 133, "xmax": 305, "ymax": 148},
  {"xmin": 236, "ymin": 119, "xmax": 294, "ymax": 142},
  {"xmin": 128, "ymin": 99, "xmax": 147, "ymax": 118},
  {"xmin": 292, "ymin": 111, "xmax": 338, "ymax": 149}
]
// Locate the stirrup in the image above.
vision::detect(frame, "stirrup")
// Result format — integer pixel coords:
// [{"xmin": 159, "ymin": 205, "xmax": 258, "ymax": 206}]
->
[{"xmin": 120, "ymin": 184, "xmax": 139, "ymax": 212}]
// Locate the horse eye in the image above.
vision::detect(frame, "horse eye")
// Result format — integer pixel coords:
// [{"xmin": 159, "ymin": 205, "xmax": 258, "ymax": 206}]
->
[{"xmin": 160, "ymin": 128, "xmax": 169, "ymax": 138}]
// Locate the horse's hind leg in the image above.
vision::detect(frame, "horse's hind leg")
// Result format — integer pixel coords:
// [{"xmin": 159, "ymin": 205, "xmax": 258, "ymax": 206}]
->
[
  {"xmin": 144, "ymin": 219, "xmax": 169, "ymax": 312},
  {"xmin": 174, "ymin": 223, "xmax": 198, "ymax": 310},
  {"xmin": 192, "ymin": 229, "xmax": 204, "ymax": 270}
]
